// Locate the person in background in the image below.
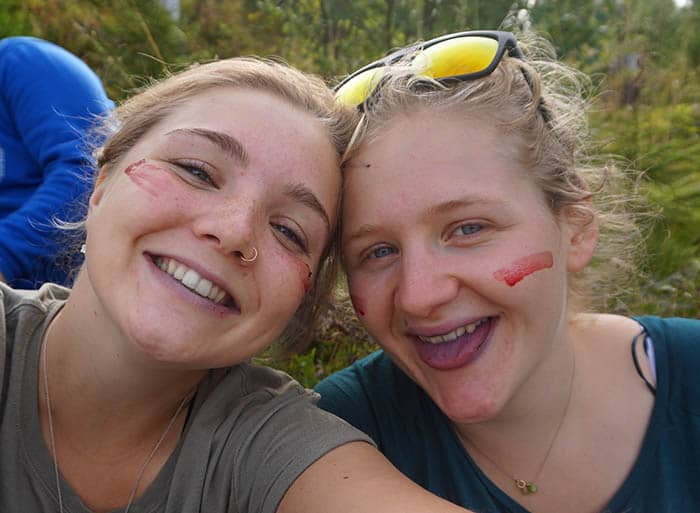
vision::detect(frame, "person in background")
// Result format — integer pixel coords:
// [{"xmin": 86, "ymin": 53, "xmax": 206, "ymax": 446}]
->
[
  {"xmin": 0, "ymin": 36, "xmax": 113, "ymax": 288},
  {"xmin": 0, "ymin": 55, "xmax": 481, "ymax": 513},
  {"xmin": 317, "ymin": 30, "xmax": 700, "ymax": 513}
]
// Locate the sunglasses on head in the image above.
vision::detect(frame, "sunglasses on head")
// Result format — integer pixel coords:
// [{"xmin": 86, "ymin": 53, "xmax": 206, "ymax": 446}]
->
[{"xmin": 335, "ymin": 30, "xmax": 524, "ymax": 110}]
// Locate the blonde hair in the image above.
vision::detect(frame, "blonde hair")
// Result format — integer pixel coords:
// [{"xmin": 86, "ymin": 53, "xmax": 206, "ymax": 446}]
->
[
  {"xmin": 89, "ymin": 57, "xmax": 358, "ymax": 352},
  {"xmin": 343, "ymin": 33, "xmax": 648, "ymax": 312}
]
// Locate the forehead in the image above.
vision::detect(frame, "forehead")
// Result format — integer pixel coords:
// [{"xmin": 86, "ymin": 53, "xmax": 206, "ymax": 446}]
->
[
  {"xmin": 161, "ymin": 88, "xmax": 330, "ymax": 161},
  {"xmin": 343, "ymin": 108, "xmax": 545, "ymax": 221}
]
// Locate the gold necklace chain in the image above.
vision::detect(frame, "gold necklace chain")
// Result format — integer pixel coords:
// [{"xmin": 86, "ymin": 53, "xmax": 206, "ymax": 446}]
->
[
  {"xmin": 459, "ymin": 351, "xmax": 576, "ymax": 495},
  {"xmin": 41, "ymin": 328, "xmax": 193, "ymax": 513}
]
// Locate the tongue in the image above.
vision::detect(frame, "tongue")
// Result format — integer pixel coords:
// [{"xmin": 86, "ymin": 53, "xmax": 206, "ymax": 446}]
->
[{"xmin": 415, "ymin": 319, "xmax": 492, "ymax": 370}]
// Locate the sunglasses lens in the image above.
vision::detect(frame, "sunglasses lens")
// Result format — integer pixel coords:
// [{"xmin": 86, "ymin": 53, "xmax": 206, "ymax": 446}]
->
[
  {"xmin": 413, "ymin": 36, "xmax": 499, "ymax": 79},
  {"xmin": 336, "ymin": 67, "xmax": 385, "ymax": 107}
]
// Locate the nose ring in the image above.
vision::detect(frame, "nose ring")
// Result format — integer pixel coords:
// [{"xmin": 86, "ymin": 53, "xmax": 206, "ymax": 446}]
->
[{"xmin": 239, "ymin": 247, "xmax": 258, "ymax": 263}]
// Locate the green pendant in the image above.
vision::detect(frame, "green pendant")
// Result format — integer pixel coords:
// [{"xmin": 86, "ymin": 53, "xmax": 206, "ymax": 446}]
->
[{"xmin": 515, "ymin": 479, "xmax": 538, "ymax": 494}]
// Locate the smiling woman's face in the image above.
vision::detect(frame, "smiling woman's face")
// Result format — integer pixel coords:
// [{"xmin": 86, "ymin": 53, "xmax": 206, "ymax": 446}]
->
[
  {"xmin": 84, "ymin": 87, "xmax": 340, "ymax": 368},
  {"xmin": 341, "ymin": 108, "xmax": 595, "ymax": 424}
]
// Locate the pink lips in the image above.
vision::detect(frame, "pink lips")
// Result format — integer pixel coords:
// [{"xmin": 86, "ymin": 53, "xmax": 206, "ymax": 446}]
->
[{"xmin": 414, "ymin": 317, "xmax": 494, "ymax": 370}]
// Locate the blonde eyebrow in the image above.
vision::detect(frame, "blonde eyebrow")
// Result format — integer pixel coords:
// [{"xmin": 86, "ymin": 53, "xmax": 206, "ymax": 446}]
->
[
  {"xmin": 166, "ymin": 128, "xmax": 249, "ymax": 167},
  {"xmin": 283, "ymin": 182, "xmax": 331, "ymax": 234},
  {"xmin": 343, "ymin": 197, "xmax": 503, "ymax": 245},
  {"xmin": 425, "ymin": 197, "xmax": 500, "ymax": 217},
  {"xmin": 343, "ymin": 223, "xmax": 382, "ymax": 246}
]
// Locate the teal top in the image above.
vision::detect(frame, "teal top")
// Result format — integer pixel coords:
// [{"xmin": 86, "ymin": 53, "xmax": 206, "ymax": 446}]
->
[{"xmin": 316, "ymin": 316, "xmax": 700, "ymax": 513}]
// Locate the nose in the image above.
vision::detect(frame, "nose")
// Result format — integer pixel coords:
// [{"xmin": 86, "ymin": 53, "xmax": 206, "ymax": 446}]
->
[
  {"xmin": 193, "ymin": 196, "xmax": 258, "ymax": 260},
  {"xmin": 394, "ymin": 246, "xmax": 458, "ymax": 320}
]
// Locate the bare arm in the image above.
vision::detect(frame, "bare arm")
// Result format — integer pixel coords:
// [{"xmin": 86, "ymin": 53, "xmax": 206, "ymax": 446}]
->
[{"xmin": 278, "ymin": 442, "xmax": 475, "ymax": 513}]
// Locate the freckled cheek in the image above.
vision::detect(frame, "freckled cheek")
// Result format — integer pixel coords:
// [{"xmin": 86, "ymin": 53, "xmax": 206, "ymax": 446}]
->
[
  {"xmin": 347, "ymin": 273, "xmax": 387, "ymax": 321},
  {"xmin": 266, "ymin": 247, "xmax": 312, "ymax": 303}
]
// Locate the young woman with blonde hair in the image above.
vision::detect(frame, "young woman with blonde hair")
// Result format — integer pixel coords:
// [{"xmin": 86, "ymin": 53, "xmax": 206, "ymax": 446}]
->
[{"xmin": 318, "ymin": 30, "xmax": 700, "ymax": 513}]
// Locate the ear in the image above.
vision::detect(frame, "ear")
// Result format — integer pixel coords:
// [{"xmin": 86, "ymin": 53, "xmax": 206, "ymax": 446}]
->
[
  {"xmin": 563, "ymin": 207, "xmax": 599, "ymax": 273},
  {"xmin": 88, "ymin": 165, "xmax": 110, "ymax": 212}
]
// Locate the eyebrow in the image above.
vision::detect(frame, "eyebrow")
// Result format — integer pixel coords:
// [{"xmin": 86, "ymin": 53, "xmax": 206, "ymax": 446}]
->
[
  {"xmin": 344, "ymin": 197, "xmax": 502, "ymax": 245},
  {"xmin": 284, "ymin": 182, "xmax": 332, "ymax": 234},
  {"xmin": 425, "ymin": 197, "xmax": 500, "ymax": 218},
  {"xmin": 166, "ymin": 128, "xmax": 249, "ymax": 167}
]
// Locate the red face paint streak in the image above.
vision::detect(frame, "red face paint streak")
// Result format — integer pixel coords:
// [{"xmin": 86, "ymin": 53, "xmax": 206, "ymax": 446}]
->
[
  {"xmin": 493, "ymin": 251, "xmax": 554, "ymax": 287},
  {"xmin": 350, "ymin": 295, "xmax": 365, "ymax": 316},
  {"xmin": 123, "ymin": 159, "xmax": 173, "ymax": 197}
]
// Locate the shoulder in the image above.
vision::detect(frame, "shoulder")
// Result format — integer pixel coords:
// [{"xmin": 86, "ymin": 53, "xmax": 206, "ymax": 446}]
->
[
  {"xmin": 635, "ymin": 315, "xmax": 700, "ymax": 343},
  {"xmin": 0, "ymin": 37, "xmax": 67, "ymax": 68},
  {"xmin": 1, "ymin": 283, "xmax": 68, "ymax": 402},
  {"xmin": 315, "ymin": 351, "xmax": 427, "ymax": 443},
  {"xmin": 179, "ymin": 363, "xmax": 373, "ymax": 513},
  {"xmin": 634, "ymin": 315, "xmax": 700, "ymax": 372},
  {"xmin": 191, "ymin": 362, "xmax": 371, "ymax": 444},
  {"xmin": 193, "ymin": 363, "xmax": 312, "ymax": 421},
  {"xmin": 1, "ymin": 37, "xmax": 76, "ymax": 63},
  {"xmin": 1, "ymin": 282, "xmax": 69, "ymax": 320},
  {"xmin": 1, "ymin": 282, "xmax": 69, "ymax": 354},
  {"xmin": 315, "ymin": 350, "xmax": 406, "ymax": 409},
  {"xmin": 0, "ymin": 37, "xmax": 111, "ymax": 106},
  {"xmin": 636, "ymin": 315, "xmax": 700, "ymax": 413}
]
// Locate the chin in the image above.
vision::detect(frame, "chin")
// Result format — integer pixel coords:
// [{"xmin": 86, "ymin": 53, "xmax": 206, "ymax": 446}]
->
[{"xmin": 431, "ymin": 383, "xmax": 506, "ymax": 425}]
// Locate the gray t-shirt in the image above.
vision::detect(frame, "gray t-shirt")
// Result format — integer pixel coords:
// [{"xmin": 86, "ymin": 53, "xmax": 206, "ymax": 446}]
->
[{"xmin": 0, "ymin": 283, "xmax": 372, "ymax": 512}]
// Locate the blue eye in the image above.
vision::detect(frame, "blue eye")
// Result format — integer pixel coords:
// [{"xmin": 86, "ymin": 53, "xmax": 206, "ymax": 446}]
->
[
  {"xmin": 185, "ymin": 165, "xmax": 215, "ymax": 185},
  {"xmin": 173, "ymin": 160, "xmax": 216, "ymax": 187},
  {"xmin": 455, "ymin": 223, "xmax": 482, "ymax": 236},
  {"xmin": 272, "ymin": 223, "xmax": 308, "ymax": 253},
  {"xmin": 369, "ymin": 246, "xmax": 396, "ymax": 259}
]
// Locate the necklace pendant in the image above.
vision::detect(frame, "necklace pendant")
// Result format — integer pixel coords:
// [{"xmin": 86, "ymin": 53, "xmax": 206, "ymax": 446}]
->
[{"xmin": 515, "ymin": 479, "xmax": 538, "ymax": 494}]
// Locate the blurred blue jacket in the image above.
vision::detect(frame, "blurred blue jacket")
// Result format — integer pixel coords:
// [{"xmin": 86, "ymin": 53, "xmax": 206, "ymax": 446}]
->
[{"xmin": 0, "ymin": 37, "xmax": 113, "ymax": 288}]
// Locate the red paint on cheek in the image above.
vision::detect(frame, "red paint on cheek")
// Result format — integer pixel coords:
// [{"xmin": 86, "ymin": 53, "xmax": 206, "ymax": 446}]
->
[
  {"xmin": 493, "ymin": 251, "xmax": 554, "ymax": 287},
  {"xmin": 350, "ymin": 295, "xmax": 366, "ymax": 316},
  {"xmin": 123, "ymin": 159, "xmax": 173, "ymax": 197}
]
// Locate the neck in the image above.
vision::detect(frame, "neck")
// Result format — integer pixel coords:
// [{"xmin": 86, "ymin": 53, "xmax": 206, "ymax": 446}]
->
[
  {"xmin": 39, "ymin": 271, "xmax": 204, "ymax": 447},
  {"xmin": 454, "ymin": 328, "xmax": 578, "ymax": 463}
]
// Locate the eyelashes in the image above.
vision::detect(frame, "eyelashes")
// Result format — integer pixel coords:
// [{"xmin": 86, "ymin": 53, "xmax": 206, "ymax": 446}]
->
[
  {"xmin": 452, "ymin": 222, "xmax": 483, "ymax": 237},
  {"xmin": 172, "ymin": 159, "xmax": 218, "ymax": 188},
  {"xmin": 272, "ymin": 222, "xmax": 309, "ymax": 254},
  {"xmin": 368, "ymin": 245, "xmax": 396, "ymax": 260}
]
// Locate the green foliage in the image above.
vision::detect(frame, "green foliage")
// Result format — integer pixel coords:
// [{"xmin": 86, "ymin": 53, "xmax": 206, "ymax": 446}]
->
[
  {"xmin": 3, "ymin": 0, "xmax": 187, "ymax": 100},
  {"xmin": 0, "ymin": 0, "xmax": 32, "ymax": 37},
  {"xmin": 593, "ymin": 102, "xmax": 700, "ymax": 279},
  {"xmin": 631, "ymin": 258, "xmax": 700, "ymax": 317},
  {"xmin": 258, "ymin": 290, "xmax": 377, "ymax": 388}
]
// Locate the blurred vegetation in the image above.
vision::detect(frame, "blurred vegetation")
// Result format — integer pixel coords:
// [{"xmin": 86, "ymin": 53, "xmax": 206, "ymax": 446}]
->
[{"xmin": 3, "ymin": 0, "xmax": 698, "ymax": 386}]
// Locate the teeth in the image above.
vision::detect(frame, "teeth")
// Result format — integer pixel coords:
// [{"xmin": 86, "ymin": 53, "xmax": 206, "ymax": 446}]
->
[
  {"xmin": 154, "ymin": 256, "xmax": 229, "ymax": 305},
  {"xmin": 418, "ymin": 318, "xmax": 487, "ymax": 344},
  {"xmin": 195, "ymin": 278, "xmax": 213, "ymax": 297},
  {"xmin": 182, "ymin": 269, "xmax": 199, "ymax": 289},
  {"xmin": 173, "ymin": 265, "xmax": 186, "ymax": 280}
]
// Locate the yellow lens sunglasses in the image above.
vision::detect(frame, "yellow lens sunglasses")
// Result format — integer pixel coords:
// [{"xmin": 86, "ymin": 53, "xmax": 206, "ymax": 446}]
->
[{"xmin": 335, "ymin": 30, "xmax": 523, "ymax": 110}]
